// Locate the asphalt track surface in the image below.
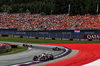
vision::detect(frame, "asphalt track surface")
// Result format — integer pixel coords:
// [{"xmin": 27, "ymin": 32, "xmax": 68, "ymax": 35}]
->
[
  {"xmin": 30, "ymin": 50, "xmax": 78, "ymax": 66},
  {"xmin": 1, "ymin": 41, "xmax": 100, "ymax": 66},
  {"xmin": 0, "ymin": 41, "xmax": 74, "ymax": 66}
]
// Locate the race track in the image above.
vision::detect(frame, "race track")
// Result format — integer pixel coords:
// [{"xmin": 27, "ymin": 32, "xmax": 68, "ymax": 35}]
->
[
  {"xmin": 43, "ymin": 43, "xmax": 100, "ymax": 66},
  {"xmin": 0, "ymin": 41, "xmax": 75, "ymax": 66},
  {"xmin": 1, "ymin": 41, "xmax": 100, "ymax": 66}
]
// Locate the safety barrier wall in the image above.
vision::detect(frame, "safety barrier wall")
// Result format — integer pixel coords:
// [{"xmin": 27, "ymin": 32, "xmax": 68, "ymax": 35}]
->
[{"xmin": 0, "ymin": 29, "xmax": 100, "ymax": 41}]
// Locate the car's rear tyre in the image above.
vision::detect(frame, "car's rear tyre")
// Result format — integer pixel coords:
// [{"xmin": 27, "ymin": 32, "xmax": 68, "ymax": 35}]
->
[
  {"xmin": 45, "ymin": 56, "xmax": 48, "ymax": 60},
  {"xmin": 50, "ymin": 55, "xmax": 54, "ymax": 60},
  {"xmin": 33, "ymin": 56, "xmax": 38, "ymax": 61}
]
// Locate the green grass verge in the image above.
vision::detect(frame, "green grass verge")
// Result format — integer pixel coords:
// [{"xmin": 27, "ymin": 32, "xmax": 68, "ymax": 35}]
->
[
  {"xmin": 0, "ymin": 37, "xmax": 100, "ymax": 43},
  {"xmin": 0, "ymin": 46, "xmax": 27, "ymax": 56}
]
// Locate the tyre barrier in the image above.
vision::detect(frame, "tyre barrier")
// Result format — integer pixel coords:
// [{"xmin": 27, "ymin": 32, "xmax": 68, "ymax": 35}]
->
[
  {"xmin": 4, "ymin": 43, "xmax": 18, "ymax": 48},
  {"xmin": 0, "ymin": 44, "xmax": 12, "ymax": 53},
  {"xmin": 10, "ymin": 45, "xmax": 17, "ymax": 48}
]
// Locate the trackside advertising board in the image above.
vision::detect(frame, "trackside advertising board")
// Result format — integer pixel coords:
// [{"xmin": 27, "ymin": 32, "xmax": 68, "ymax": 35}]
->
[{"xmin": 84, "ymin": 35, "xmax": 100, "ymax": 39}]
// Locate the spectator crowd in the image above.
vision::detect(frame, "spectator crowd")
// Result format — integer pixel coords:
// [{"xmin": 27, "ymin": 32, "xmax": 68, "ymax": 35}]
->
[
  {"xmin": 0, "ymin": 13, "xmax": 100, "ymax": 30},
  {"xmin": 75, "ymin": 14, "xmax": 100, "ymax": 29}
]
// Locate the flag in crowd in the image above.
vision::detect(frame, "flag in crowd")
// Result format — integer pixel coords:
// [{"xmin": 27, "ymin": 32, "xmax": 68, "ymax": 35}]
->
[{"xmin": 74, "ymin": 29, "xmax": 80, "ymax": 34}]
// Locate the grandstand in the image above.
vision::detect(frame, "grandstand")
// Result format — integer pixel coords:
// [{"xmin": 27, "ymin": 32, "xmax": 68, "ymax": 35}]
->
[
  {"xmin": 1, "ymin": 13, "xmax": 100, "ymax": 31},
  {"xmin": 76, "ymin": 14, "xmax": 100, "ymax": 29}
]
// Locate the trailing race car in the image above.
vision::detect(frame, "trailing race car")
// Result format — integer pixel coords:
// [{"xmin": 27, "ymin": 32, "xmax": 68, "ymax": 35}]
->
[
  {"xmin": 33, "ymin": 53, "xmax": 54, "ymax": 61},
  {"xmin": 52, "ymin": 47, "xmax": 61, "ymax": 51},
  {"xmin": 23, "ymin": 44, "xmax": 33, "ymax": 47}
]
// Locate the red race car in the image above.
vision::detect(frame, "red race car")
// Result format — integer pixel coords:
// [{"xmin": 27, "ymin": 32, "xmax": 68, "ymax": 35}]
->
[{"xmin": 33, "ymin": 53, "xmax": 54, "ymax": 61}]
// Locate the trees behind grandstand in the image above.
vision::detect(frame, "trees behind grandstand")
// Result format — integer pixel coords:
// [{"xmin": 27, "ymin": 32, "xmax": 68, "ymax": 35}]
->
[{"xmin": 0, "ymin": 0, "xmax": 99, "ymax": 15}]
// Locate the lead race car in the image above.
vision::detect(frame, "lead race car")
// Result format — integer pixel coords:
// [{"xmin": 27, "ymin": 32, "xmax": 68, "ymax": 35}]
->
[
  {"xmin": 33, "ymin": 53, "xmax": 54, "ymax": 61},
  {"xmin": 52, "ymin": 47, "xmax": 61, "ymax": 51}
]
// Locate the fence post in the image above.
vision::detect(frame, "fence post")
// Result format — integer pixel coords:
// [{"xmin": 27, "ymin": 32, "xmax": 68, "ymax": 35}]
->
[
  {"xmin": 62, "ymin": 34, "xmax": 64, "ymax": 38},
  {"xmin": 77, "ymin": 34, "xmax": 78, "ymax": 39},
  {"xmin": 30, "ymin": 32, "xmax": 31, "ymax": 37},
  {"xmin": 70, "ymin": 34, "xmax": 71, "ymax": 39}
]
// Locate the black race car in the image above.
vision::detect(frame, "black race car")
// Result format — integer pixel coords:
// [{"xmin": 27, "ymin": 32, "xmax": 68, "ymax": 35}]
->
[
  {"xmin": 52, "ymin": 47, "xmax": 61, "ymax": 51},
  {"xmin": 23, "ymin": 44, "xmax": 33, "ymax": 47},
  {"xmin": 33, "ymin": 53, "xmax": 54, "ymax": 61}
]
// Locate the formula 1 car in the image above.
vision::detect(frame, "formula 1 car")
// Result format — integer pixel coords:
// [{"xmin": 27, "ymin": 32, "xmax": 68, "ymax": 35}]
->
[
  {"xmin": 52, "ymin": 47, "xmax": 61, "ymax": 51},
  {"xmin": 33, "ymin": 53, "xmax": 54, "ymax": 61},
  {"xmin": 23, "ymin": 44, "xmax": 33, "ymax": 47}
]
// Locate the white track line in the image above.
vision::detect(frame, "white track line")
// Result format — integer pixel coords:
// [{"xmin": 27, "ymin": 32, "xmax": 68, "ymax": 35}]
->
[{"xmin": 83, "ymin": 59, "xmax": 100, "ymax": 66}]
